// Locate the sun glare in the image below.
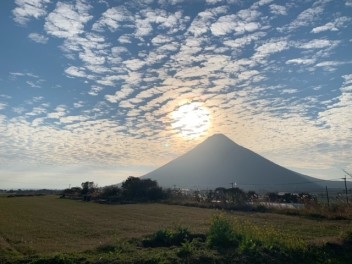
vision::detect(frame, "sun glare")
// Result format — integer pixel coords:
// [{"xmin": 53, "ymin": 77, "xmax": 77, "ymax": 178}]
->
[{"xmin": 171, "ymin": 102, "xmax": 211, "ymax": 139}]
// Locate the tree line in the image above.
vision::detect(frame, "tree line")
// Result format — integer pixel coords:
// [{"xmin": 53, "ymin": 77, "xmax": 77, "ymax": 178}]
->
[
  {"xmin": 61, "ymin": 176, "xmax": 165, "ymax": 203},
  {"xmin": 61, "ymin": 176, "xmax": 316, "ymax": 207}
]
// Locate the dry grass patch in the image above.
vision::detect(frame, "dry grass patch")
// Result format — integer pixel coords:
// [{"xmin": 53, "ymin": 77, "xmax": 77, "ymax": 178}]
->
[{"xmin": 0, "ymin": 196, "xmax": 213, "ymax": 254}]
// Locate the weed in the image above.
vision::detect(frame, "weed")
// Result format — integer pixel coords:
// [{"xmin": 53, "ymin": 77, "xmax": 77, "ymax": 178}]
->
[{"xmin": 177, "ymin": 241, "xmax": 194, "ymax": 259}]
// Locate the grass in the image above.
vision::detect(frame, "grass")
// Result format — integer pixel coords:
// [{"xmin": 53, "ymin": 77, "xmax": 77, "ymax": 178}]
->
[
  {"xmin": 0, "ymin": 196, "xmax": 213, "ymax": 255},
  {"xmin": 0, "ymin": 195, "xmax": 351, "ymax": 263}
]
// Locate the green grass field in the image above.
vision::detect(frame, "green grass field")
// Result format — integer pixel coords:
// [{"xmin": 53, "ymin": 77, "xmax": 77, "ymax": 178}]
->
[{"xmin": 0, "ymin": 195, "xmax": 351, "ymax": 263}]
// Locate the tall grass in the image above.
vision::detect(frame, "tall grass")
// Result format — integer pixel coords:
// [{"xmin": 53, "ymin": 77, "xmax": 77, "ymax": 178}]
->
[{"xmin": 207, "ymin": 214, "xmax": 306, "ymax": 252}]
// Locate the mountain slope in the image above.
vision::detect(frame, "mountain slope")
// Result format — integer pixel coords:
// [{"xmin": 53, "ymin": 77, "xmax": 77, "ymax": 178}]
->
[{"xmin": 143, "ymin": 134, "xmax": 322, "ymax": 192}]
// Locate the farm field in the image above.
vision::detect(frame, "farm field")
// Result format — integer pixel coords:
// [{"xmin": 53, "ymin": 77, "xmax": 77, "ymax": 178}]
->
[{"xmin": 0, "ymin": 195, "xmax": 351, "ymax": 263}]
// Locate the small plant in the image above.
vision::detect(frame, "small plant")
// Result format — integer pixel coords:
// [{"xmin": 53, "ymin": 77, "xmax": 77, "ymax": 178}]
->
[
  {"xmin": 177, "ymin": 241, "xmax": 194, "ymax": 259},
  {"xmin": 239, "ymin": 237, "xmax": 260, "ymax": 254},
  {"xmin": 206, "ymin": 214, "xmax": 240, "ymax": 249}
]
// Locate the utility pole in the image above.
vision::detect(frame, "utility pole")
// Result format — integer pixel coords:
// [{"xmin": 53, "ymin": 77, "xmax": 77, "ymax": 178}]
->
[
  {"xmin": 343, "ymin": 176, "xmax": 349, "ymax": 205},
  {"xmin": 325, "ymin": 186, "xmax": 330, "ymax": 209},
  {"xmin": 342, "ymin": 169, "xmax": 352, "ymax": 206}
]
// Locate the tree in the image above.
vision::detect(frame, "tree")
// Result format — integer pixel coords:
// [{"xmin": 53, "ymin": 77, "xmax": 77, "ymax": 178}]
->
[
  {"xmin": 81, "ymin": 181, "xmax": 96, "ymax": 195},
  {"xmin": 121, "ymin": 176, "xmax": 164, "ymax": 201},
  {"xmin": 122, "ymin": 177, "xmax": 143, "ymax": 200},
  {"xmin": 81, "ymin": 181, "xmax": 97, "ymax": 201},
  {"xmin": 226, "ymin": 187, "xmax": 247, "ymax": 206},
  {"xmin": 99, "ymin": 185, "xmax": 121, "ymax": 202}
]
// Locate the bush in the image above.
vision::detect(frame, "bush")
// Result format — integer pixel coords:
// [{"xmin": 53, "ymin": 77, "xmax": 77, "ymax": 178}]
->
[
  {"xmin": 206, "ymin": 214, "xmax": 240, "ymax": 249},
  {"xmin": 142, "ymin": 226, "xmax": 191, "ymax": 247}
]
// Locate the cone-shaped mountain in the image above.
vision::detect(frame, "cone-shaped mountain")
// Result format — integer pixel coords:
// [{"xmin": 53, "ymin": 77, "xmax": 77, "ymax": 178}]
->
[{"xmin": 143, "ymin": 134, "xmax": 321, "ymax": 192}]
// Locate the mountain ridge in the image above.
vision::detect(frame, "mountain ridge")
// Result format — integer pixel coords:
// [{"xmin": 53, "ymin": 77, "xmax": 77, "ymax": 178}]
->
[{"xmin": 142, "ymin": 134, "xmax": 323, "ymax": 192}]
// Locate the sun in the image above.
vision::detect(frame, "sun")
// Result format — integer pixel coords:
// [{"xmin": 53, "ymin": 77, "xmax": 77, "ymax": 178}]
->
[{"xmin": 171, "ymin": 102, "xmax": 211, "ymax": 139}]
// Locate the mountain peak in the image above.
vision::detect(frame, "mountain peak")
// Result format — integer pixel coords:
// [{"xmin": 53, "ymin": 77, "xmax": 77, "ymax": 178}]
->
[
  {"xmin": 193, "ymin": 133, "xmax": 241, "ymax": 154},
  {"xmin": 207, "ymin": 133, "xmax": 231, "ymax": 140},
  {"xmin": 143, "ymin": 133, "xmax": 320, "ymax": 191},
  {"xmin": 205, "ymin": 133, "xmax": 236, "ymax": 144},
  {"xmin": 204, "ymin": 133, "xmax": 240, "ymax": 145}
]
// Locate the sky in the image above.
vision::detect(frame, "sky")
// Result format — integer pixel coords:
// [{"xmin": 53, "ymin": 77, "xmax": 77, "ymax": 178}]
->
[{"xmin": 0, "ymin": 0, "xmax": 351, "ymax": 189}]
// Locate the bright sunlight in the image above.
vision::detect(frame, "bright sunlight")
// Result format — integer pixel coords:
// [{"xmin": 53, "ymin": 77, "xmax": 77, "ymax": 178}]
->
[{"xmin": 171, "ymin": 102, "xmax": 211, "ymax": 139}]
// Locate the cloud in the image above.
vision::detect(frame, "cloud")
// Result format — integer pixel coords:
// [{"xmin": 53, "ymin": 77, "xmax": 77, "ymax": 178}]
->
[
  {"xmin": 124, "ymin": 59, "xmax": 146, "ymax": 71},
  {"xmin": 311, "ymin": 16, "xmax": 351, "ymax": 33},
  {"xmin": 187, "ymin": 7, "xmax": 227, "ymax": 37},
  {"xmin": 206, "ymin": 0, "xmax": 223, "ymax": 4},
  {"xmin": 253, "ymin": 39, "xmax": 289, "ymax": 60},
  {"xmin": 25, "ymin": 106, "xmax": 47, "ymax": 116},
  {"xmin": 65, "ymin": 66, "xmax": 88, "ymax": 78},
  {"xmin": 28, "ymin": 32, "xmax": 48, "ymax": 44},
  {"xmin": 26, "ymin": 80, "xmax": 42, "ymax": 88},
  {"xmin": 0, "ymin": 103, "xmax": 7, "ymax": 110},
  {"xmin": 299, "ymin": 39, "xmax": 338, "ymax": 49},
  {"xmin": 47, "ymin": 105, "xmax": 66, "ymax": 119},
  {"xmin": 10, "ymin": 71, "xmax": 39, "ymax": 79},
  {"xmin": 317, "ymin": 74, "xmax": 352, "ymax": 138},
  {"xmin": 105, "ymin": 86, "xmax": 134, "ymax": 103},
  {"xmin": 9, "ymin": 71, "xmax": 45, "ymax": 88},
  {"xmin": 315, "ymin": 60, "xmax": 352, "ymax": 71},
  {"xmin": 151, "ymin": 35, "xmax": 173, "ymax": 45},
  {"xmin": 223, "ymin": 31, "xmax": 266, "ymax": 49},
  {"xmin": 13, "ymin": 0, "xmax": 50, "ymax": 25},
  {"xmin": 286, "ymin": 58, "xmax": 316, "ymax": 65},
  {"xmin": 73, "ymin": 101, "xmax": 84, "ymax": 108},
  {"xmin": 133, "ymin": 9, "xmax": 189, "ymax": 39},
  {"xmin": 44, "ymin": 1, "xmax": 93, "ymax": 38},
  {"xmin": 88, "ymin": 86, "xmax": 104, "ymax": 96},
  {"xmin": 5, "ymin": 0, "xmax": 352, "ymax": 184},
  {"xmin": 79, "ymin": 49, "xmax": 106, "ymax": 65},
  {"xmin": 59, "ymin": 115, "xmax": 88, "ymax": 124},
  {"xmin": 92, "ymin": 6, "xmax": 132, "ymax": 32},
  {"xmin": 280, "ymin": 5, "xmax": 324, "ymax": 32},
  {"xmin": 269, "ymin": 4, "xmax": 287, "ymax": 15},
  {"xmin": 210, "ymin": 10, "xmax": 261, "ymax": 36},
  {"xmin": 118, "ymin": 35, "xmax": 133, "ymax": 44}
]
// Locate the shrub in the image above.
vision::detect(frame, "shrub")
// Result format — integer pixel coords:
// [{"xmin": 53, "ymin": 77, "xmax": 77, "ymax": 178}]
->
[
  {"xmin": 142, "ymin": 226, "xmax": 191, "ymax": 247},
  {"xmin": 206, "ymin": 214, "xmax": 240, "ymax": 249}
]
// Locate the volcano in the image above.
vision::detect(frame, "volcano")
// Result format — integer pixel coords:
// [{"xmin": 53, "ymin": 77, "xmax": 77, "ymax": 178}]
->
[{"xmin": 143, "ymin": 134, "xmax": 323, "ymax": 192}]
